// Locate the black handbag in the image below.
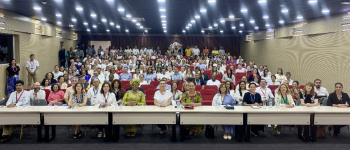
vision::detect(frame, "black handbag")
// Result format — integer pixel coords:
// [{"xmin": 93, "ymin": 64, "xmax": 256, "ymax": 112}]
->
[{"xmin": 205, "ymin": 125, "xmax": 215, "ymax": 139}]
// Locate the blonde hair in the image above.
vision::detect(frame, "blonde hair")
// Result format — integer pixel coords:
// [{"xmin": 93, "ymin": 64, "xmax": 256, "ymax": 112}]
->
[
  {"xmin": 277, "ymin": 83, "xmax": 291, "ymax": 95},
  {"xmin": 303, "ymin": 82, "xmax": 316, "ymax": 96},
  {"xmin": 181, "ymin": 81, "xmax": 189, "ymax": 92},
  {"xmin": 218, "ymin": 83, "xmax": 228, "ymax": 95}
]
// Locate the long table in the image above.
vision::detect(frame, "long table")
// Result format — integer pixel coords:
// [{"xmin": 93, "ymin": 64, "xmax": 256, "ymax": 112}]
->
[
  {"xmin": 111, "ymin": 106, "xmax": 178, "ymax": 142},
  {"xmin": 42, "ymin": 106, "xmax": 114, "ymax": 142},
  {"xmin": 177, "ymin": 106, "xmax": 246, "ymax": 142},
  {"xmin": 0, "ymin": 106, "xmax": 45, "ymax": 141}
]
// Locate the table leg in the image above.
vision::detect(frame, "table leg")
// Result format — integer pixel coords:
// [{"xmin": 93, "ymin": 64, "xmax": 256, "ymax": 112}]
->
[
  {"xmin": 172, "ymin": 113, "xmax": 178, "ymax": 142},
  {"xmin": 238, "ymin": 125, "xmax": 243, "ymax": 142},
  {"xmin": 105, "ymin": 113, "xmax": 112, "ymax": 142},
  {"xmin": 304, "ymin": 125, "xmax": 310, "ymax": 142},
  {"xmin": 37, "ymin": 114, "xmax": 43, "ymax": 142},
  {"xmin": 180, "ymin": 125, "xmax": 184, "ymax": 142},
  {"xmin": 52, "ymin": 125, "xmax": 56, "ymax": 140},
  {"xmin": 113, "ymin": 125, "xmax": 120, "ymax": 142},
  {"xmin": 310, "ymin": 114, "xmax": 316, "ymax": 142},
  {"xmin": 298, "ymin": 125, "xmax": 302, "ymax": 139},
  {"xmin": 243, "ymin": 113, "xmax": 250, "ymax": 142},
  {"xmin": 44, "ymin": 125, "xmax": 49, "ymax": 143}
]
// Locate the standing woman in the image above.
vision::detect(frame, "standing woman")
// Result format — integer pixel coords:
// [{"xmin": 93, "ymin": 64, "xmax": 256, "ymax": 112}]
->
[
  {"xmin": 222, "ymin": 69, "xmax": 235, "ymax": 83},
  {"xmin": 154, "ymin": 80, "xmax": 173, "ymax": 134},
  {"xmin": 180, "ymin": 82, "xmax": 203, "ymax": 136},
  {"xmin": 111, "ymin": 79, "xmax": 124, "ymax": 103},
  {"xmin": 243, "ymin": 83, "xmax": 263, "ymax": 136},
  {"xmin": 68, "ymin": 82, "xmax": 87, "ymax": 139},
  {"xmin": 96, "ymin": 82, "xmax": 117, "ymax": 138},
  {"xmin": 212, "ymin": 83, "xmax": 236, "ymax": 140},
  {"xmin": 122, "ymin": 79, "xmax": 146, "ymax": 136},
  {"xmin": 274, "ymin": 83, "xmax": 295, "ymax": 134},
  {"xmin": 234, "ymin": 81, "xmax": 248, "ymax": 106},
  {"xmin": 6, "ymin": 59, "xmax": 20, "ymax": 93}
]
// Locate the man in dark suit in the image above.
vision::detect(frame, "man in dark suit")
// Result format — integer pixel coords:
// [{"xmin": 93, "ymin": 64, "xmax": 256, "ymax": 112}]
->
[
  {"xmin": 194, "ymin": 73, "xmax": 206, "ymax": 88},
  {"xmin": 126, "ymin": 87, "xmax": 144, "ymax": 93}
]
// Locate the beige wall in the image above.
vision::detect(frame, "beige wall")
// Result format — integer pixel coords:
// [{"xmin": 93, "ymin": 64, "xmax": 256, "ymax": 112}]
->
[
  {"xmin": 240, "ymin": 30, "xmax": 350, "ymax": 94},
  {"xmin": 0, "ymin": 9, "xmax": 79, "ymax": 99}
]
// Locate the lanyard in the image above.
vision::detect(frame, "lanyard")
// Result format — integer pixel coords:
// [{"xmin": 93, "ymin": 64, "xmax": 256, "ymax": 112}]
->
[
  {"xmin": 30, "ymin": 61, "xmax": 34, "ymax": 68},
  {"xmin": 173, "ymin": 90, "xmax": 177, "ymax": 100},
  {"xmin": 250, "ymin": 93, "xmax": 255, "ymax": 103},
  {"xmin": 12, "ymin": 67, "xmax": 17, "ymax": 72},
  {"xmin": 260, "ymin": 88, "xmax": 266, "ymax": 96},
  {"xmin": 104, "ymin": 93, "xmax": 109, "ymax": 103},
  {"xmin": 33, "ymin": 93, "xmax": 37, "ymax": 100},
  {"xmin": 16, "ymin": 90, "xmax": 24, "ymax": 103},
  {"xmin": 93, "ymin": 88, "xmax": 98, "ymax": 97},
  {"xmin": 281, "ymin": 95, "xmax": 288, "ymax": 104}
]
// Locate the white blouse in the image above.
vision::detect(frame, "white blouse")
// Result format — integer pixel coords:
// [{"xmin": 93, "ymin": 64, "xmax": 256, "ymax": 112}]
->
[
  {"xmin": 275, "ymin": 74, "xmax": 286, "ymax": 82},
  {"xmin": 154, "ymin": 90, "xmax": 172, "ymax": 104},
  {"xmin": 96, "ymin": 92, "xmax": 117, "ymax": 106},
  {"xmin": 234, "ymin": 89, "xmax": 248, "ymax": 106}
]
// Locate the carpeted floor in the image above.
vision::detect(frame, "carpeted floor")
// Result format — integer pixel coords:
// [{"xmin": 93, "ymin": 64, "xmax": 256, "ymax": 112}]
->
[{"xmin": 0, "ymin": 125, "xmax": 349, "ymax": 150}]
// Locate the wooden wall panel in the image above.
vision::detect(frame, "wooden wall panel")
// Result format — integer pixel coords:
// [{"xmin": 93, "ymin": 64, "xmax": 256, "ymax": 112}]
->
[{"xmin": 81, "ymin": 35, "xmax": 240, "ymax": 56}]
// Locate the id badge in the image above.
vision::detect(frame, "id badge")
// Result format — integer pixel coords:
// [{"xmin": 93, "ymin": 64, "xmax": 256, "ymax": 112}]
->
[
  {"xmin": 14, "ymin": 75, "xmax": 17, "ymax": 78},
  {"xmin": 93, "ymin": 96, "xmax": 97, "ymax": 102}
]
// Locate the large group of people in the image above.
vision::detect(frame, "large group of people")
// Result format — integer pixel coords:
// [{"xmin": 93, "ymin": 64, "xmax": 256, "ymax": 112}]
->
[{"xmin": 2, "ymin": 44, "xmax": 349, "ymax": 143}]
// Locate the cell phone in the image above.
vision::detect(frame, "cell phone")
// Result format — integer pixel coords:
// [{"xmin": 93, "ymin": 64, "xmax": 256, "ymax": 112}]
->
[{"xmin": 99, "ymin": 105, "xmax": 106, "ymax": 108}]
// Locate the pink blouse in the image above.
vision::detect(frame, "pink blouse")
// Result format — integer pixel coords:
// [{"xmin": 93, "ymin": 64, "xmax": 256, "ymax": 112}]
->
[{"xmin": 47, "ymin": 90, "xmax": 65, "ymax": 103}]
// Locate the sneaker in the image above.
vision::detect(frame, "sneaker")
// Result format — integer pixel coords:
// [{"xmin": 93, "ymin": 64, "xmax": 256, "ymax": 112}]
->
[
  {"xmin": 0, "ymin": 135, "xmax": 10, "ymax": 143},
  {"xmin": 98, "ymin": 132, "xmax": 103, "ymax": 138},
  {"xmin": 223, "ymin": 135, "xmax": 228, "ymax": 140},
  {"xmin": 160, "ymin": 130, "xmax": 164, "ymax": 134},
  {"xmin": 103, "ymin": 133, "xmax": 106, "ymax": 138},
  {"xmin": 268, "ymin": 124, "xmax": 272, "ymax": 128},
  {"xmin": 227, "ymin": 135, "xmax": 232, "ymax": 140}
]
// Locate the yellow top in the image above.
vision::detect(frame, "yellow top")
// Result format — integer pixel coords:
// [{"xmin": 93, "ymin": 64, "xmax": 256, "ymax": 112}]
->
[
  {"xmin": 185, "ymin": 49, "xmax": 192, "ymax": 56},
  {"xmin": 212, "ymin": 50, "xmax": 219, "ymax": 55}
]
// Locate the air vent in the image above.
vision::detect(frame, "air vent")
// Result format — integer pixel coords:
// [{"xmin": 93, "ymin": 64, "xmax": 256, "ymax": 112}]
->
[
  {"xmin": 122, "ymin": 17, "xmax": 145, "ymax": 21},
  {"xmin": 216, "ymin": 18, "xmax": 241, "ymax": 22}
]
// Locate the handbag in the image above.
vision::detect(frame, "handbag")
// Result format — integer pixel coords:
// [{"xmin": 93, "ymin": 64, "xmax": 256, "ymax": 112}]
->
[
  {"xmin": 205, "ymin": 125, "xmax": 215, "ymax": 139},
  {"xmin": 316, "ymin": 125, "xmax": 326, "ymax": 138}
]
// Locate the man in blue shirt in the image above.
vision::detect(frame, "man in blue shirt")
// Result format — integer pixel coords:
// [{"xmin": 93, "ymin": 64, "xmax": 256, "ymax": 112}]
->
[
  {"xmin": 171, "ymin": 67, "xmax": 183, "ymax": 83},
  {"xmin": 155, "ymin": 47, "xmax": 161, "ymax": 55},
  {"xmin": 156, "ymin": 77, "xmax": 171, "ymax": 89},
  {"xmin": 198, "ymin": 60, "xmax": 207, "ymax": 71},
  {"xmin": 119, "ymin": 67, "xmax": 132, "ymax": 81}
]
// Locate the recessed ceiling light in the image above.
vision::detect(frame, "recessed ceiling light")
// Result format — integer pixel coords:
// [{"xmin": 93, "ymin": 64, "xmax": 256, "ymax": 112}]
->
[
  {"xmin": 229, "ymin": 15, "xmax": 235, "ymax": 18},
  {"xmin": 220, "ymin": 30, "xmax": 223, "ymax": 33},
  {"xmin": 140, "ymin": 26, "xmax": 143, "ymax": 29},
  {"xmin": 239, "ymin": 30, "xmax": 242, "ymax": 33},
  {"xmin": 72, "ymin": 19, "xmax": 77, "ymax": 22},
  {"xmin": 341, "ymin": 2, "xmax": 350, "ymax": 4},
  {"xmin": 282, "ymin": 9, "xmax": 289, "ymax": 12},
  {"xmin": 232, "ymin": 26, "xmax": 236, "ymax": 29},
  {"xmin": 158, "ymin": 0, "xmax": 165, "ymax": 2},
  {"xmin": 240, "ymin": 23, "xmax": 244, "ymax": 26},
  {"xmin": 279, "ymin": 20, "xmax": 285, "ymax": 23},
  {"xmin": 308, "ymin": 0, "xmax": 317, "ymax": 3},
  {"xmin": 163, "ymin": 27, "xmax": 166, "ymax": 29},
  {"xmin": 56, "ymin": 14, "xmax": 62, "ymax": 17},
  {"xmin": 220, "ymin": 20, "xmax": 225, "ymax": 23},
  {"xmin": 162, "ymin": 24, "xmax": 166, "ymax": 26},
  {"xmin": 42, "ymin": 18, "xmax": 47, "ymax": 21},
  {"xmin": 209, "ymin": 26, "xmax": 213, "ymax": 29},
  {"xmin": 255, "ymin": 27, "xmax": 259, "ymax": 29},
  {"xmin": 182, "ymin": 30, "xmax": 185, "ymax": 33},
  {"xmin": 201, "ymin": 30, "xmax": 204, "ymax": 33},
  {"xmin": 116, "ymin": 25, "xmax": 120, "ymax": 28},
  {"xmin": 132, "ymin": 19, "xmax": 136, "ymax": 22},
  {"xmin": 76, "ymin": 7, "xmax": 83, "ymax": 11},
  {"xmin": 258, "ymin": 0, "xmax": 267, "ymax": 3},
  {"xmin": 118, "ymin": 8, "xmax": 125, "ymax": 11},
  {"xmin": 191, "ymin": 20, "xmax": 195, "ymax": 23},
  {"xmin": 195, "ymin": 15, "xmax": 200, "ymax": 18},
  {"xmin": 164, "ymin": 30, "xmax": 167, "ymax": 32},
  {"xmin": 136, "ymin": 23, "xmax": 140, "ymax": 26},
  {"xmin": 186, "ymin": 26, "xmax": 189, "ymax": 29},
  {"xmin": 297, "ymin": 16, "xmax": 303, "ymax": 19},
  {"xmin": 263, "ymin": 15, "xmax": 269, "ymax": 19},
  {"xmin": 208, "ymin": 0, "xmax": 216, "ymax": 2},
  {"xmin": 265, "ymin": 24, "xmax": 270, "ymax": 26},
  {"xmin": 159, "ymin": 9, "xmax": 166, "ymax": 11},
  {"xmin": 189, "ymin": 24, "xmax": 192, "ymax": 26},
  {"xmin": 102, "ymin": 19, "xmax": 107, "ymax": 22},
  {"xmin": 126, "ymin": 15, "xmax": 132, "ymax": 18},
  {"xmin": 214, "ymin": 23, "xmax": 218, "ymax": 26},
  {"xmin": 84, "ymin": 22, "xmax": 88, "ymax": 25},
  {"xmin": 145, "ymin": 30, "xmax": 148, "ymax": 32},
  {"xmin": 162, "ymin": 20, "xmax": 166, "ymax": 22},
  {"xmin": 110, "ymin": 22, "xmax": 114, "ymax": 25},
  {"xmin": 57, "ymin": 21, "xmax": 61, "ymax": 24},
  {"xmin": 106, "ymin": 30, "xmax": 110, "ymax": 32},
  {"xmin": 322, "ymin": 10, "xmax": 330, "ymax": 13},
  {"xmin": 125, "ymin": 29, "xmax": 129, "ymax": 32},
  {"xmin": 200, "ymin": 9, "xmax": 207, "ymax": 12},
  {"xmin": 33, "ymin": 7, "xmax": 41, "ymax": 10},
  {"xmin": 91, "ymin": 14, "xmax": 97, "ymax": 17},
  {"xmin": 87, "ymin": 29, "xmax": 90, "ymax": 32},
  {"xmin": 161, "ymin": 15, "xmax": 166, "ymax": 18},
  {"xmin": 93, "ymin": 25, "xmax": 97, "ymax": 28},
  {"xmin": 250, "ymin": 20, "xmax": 255, "ymax": 23},
  {"xmin": 241, "ymin": 9, "xmax": 248, "ymax": 12},
  {"xmin": 106, "ymin": 0, "xmax": 113, "ymax": 1}
]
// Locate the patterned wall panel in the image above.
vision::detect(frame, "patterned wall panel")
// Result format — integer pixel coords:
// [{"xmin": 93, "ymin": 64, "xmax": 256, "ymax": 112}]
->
[
  {"xmin": 304, "ymin": 14, "xmax": 342, "ymax": 35},
  {"xmin": 275, "ymin": 26, "xmax": 292, "ymax": 38},
  {"xmin": 253, "ymin": 32, "xmax": 266, "ymax": 41},
  {"xmin": 81, "ymin": 35, "xmax": 240, "ymax": 56}
]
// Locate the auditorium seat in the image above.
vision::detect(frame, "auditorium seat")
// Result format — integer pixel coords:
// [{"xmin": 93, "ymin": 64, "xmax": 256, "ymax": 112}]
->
[
  {"xmin": 68, "ymin": 84, "xmax": 72, "ymax": 87},
  {"xmin": 183, "ymin": 56, "xmax": 189, "ymax": 59},
  {"xmin": 178, "ymin": 81, "xmax": 184, "ymax": 91},
  {"xmin": 61, "ymin": 89, "xmax": 66, "ymax": 93},
  {"xmin": 235, "ymin": 73, "xmax": 246, "ymax": 86},
  {"xmin": 299, "ymin": 85, "xmax": 305, "ymax": 90},
  {"xmin": 121, "ymin": 81, "xmax": 129, "ymax": 85},
  {"xmin": 204, "ymin": 85, "xmax": 218, "ymax": 91},
  {"xmin": 226, "ymin": 66, "xmax": 230, "ymax": 71},
  {"xmin": 150, "ymin": 81, "xmax": 160, "ymax": 87},
  {"xmin": 204, "ymin": 71, "xmax": 211, "ymax": 75},
  {"xmin": 167, "ymin": 81, "xmax": 173, "ymax": 85},
  {"xmin": 247, "ymin": 72, "xmax": 252, "ymax": 78},
  {"xmin": 288, "ymin": 85, "xmax": 293, "ymax": 90},
  {"xmin": 195, "ymin": 85, "xmax": 202, "ymax": 91},
  {"xmin": 42, "ymin": 89, "xmax": 50, "ymax": 100},
  {"xmin": 188, "ymin": 66, "xmax": 194, "ymax": 71},
  {"xmin": 269, "ymin": 85, "xmax": 279, "ymax": 96},
  {"xmin": 140, "ymin": 85, "xmax": 155, "ymax": 93},
  {"xmin": 146, "ymin": 89, "xmax": 158, "ymax": 105},
  {"xmin": 176, "ymin": 66, "xmax": 182, "ymax": 71},
  {"xmin": 123, "ymin": 84, "xmax": 131, "ymax": 92},
  {"xmin": 216, "ymin": 74, "xmax": 222, "ymax": 81},
  {"xmin": 200, "ymin": 89, "xmax": 216, "ymax": 105}
]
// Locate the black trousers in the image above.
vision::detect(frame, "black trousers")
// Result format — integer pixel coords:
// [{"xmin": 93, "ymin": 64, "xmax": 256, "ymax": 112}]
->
[
  {"xmin": 60, "ymin": 60, "xmax": 65, "ymax": 68},
  {"xmin": 334, "ymin": 125, "xmax": 346, "ymax": 134}
]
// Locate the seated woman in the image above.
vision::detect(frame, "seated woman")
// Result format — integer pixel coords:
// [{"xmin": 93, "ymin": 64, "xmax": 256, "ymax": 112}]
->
[
  {"xmin": 111, "ymin": 79, "xmax": 125, "ymax": 104},
  {"xmin": 222, "ymin": 69, "xmax": 235, "ymax": 83},
  {"xmin": 212, "ymin": 83, "xmax": 236, "ymax": 140},
  {"xmin": 180, "ymin": 82, "xmax": 203, "ymax": 136},
  {"xmin": 274, "ymin": 83, "xmax": 295, "ymax": 134},
  {"xmin": 235, "ymin": 64, "xmax": 246, "ymax": 74},
  {"xmin": 122, "ymin": 79, "xmax": 146, "ymax": 136},
  {"xmin": 234, "ymin": 81, "xmax": 248, "ymax": 106},
  {"xmin": 211, "ymin": 66, "xmax": 219, "ymax": 75},
  {"xmin": 57, "ymin": 76, "xmax": 68, "ymax": 89},
  {"xmin": 225, "ymin": 81, "xmax": 235, "ymax": 99},
  {"xmin": 291, "ymin": 81, "xmax": 302, "ymax": 104},
  {"xmin": 184, "ymin": 68, "xmax": 194, "ymax": 81},
  {"xmin": 300, "ymin": 82, "xmax": 318, "ymax": 107},
  {"xmin": 63, "ymin": 74, "xmax": 71, "ymax": 84},
  {"xmin": 266, "ymin": 75, "xmax": 280, "ymax": 87},
  {"xmin": 171, "ymin": 82, "xmax": 183, "ymax": 102},
  {"xmin": 68, "ymin": 82, "xmax": 88, "ymax": 139},
  {"xmin": 248, "ymin": 68, "xmax": 261, "ymax": 83},
  {"xmin": 261, "ymin": 69, "xmax": 271, "ymax": 83},
  {"xmin": 45, "ymin": 72, "xmax": 57, "ymax": 84},
  {"xmin": 144, "ymin": 67, "xmax": 156, "ymax": 84},
  {"xmin": 47, "ymin": 83, "xmax": 65, "ymax": 106},
  {"xmin": 41, "ymin": 78, "xmax": 51, "ymax": 90},
  {"xmin": 96, "ymin": 82, "xmax": 117, "ymax": 138},
  {"xmin": 275, "ymin": 68, "xmax": 286, "ymax": 83},
  {"xmin": 327, "ymin": 82, "xmax": 350, "ymax": 135},
  {"xmin": 181, "ymin": 81, "xmax": 189, "ymax": 93},
  {"xmin": 243, "ymin": 83, "xmax": 263, "ymax": 136},
  {"xmin": 154, "ymin": 80, "xmax": 173, "ymax": 134}
]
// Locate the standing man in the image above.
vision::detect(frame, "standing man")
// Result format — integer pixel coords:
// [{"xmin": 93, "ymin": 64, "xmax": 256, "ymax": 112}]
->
[
  {"xmin": 185, "ymin": 46, "xmax": 192, "ymax": 57},
  {"xmin": 26, "ymin": 54, "xmax": 39, "ymax": 88},
  {"xmin": 192, "ymin": 45, "xmax": 200, "ymax": 56},
  {"xmin": 75, "ymin": 47, "xmax": 84, "ymax": 63},
  {"xmin": 219, "ymin": 46, "xmax": 225, "ymax": 56},
  {"xmin": 86, "ymin": 45, "xmax": 93, "ymax": 56},
  {"xmin": 155, "ymin": 47, "xmax": 161, "ymax": 55},
  {"xmin": 98, "ymin": 46, "xmax": 103, "ymax": 57},
  {"xmin": 59, "ymin": 45, "xmax": 66, "ymax": 67}
]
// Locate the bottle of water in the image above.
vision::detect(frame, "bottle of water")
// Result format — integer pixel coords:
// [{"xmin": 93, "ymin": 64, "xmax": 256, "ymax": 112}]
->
[
  {"xmin": 215, "ymin": 97, "xmax": 220, "ymax": 109},
  {"xmin": 176, "ymin": 100, "xmax": 180, "ymax": 110},
  {"xmin": 119, "ymin": 100, "xmax": 123, "ymax": 110},
  {"xmin": 72, "ymin": 101, "xmax": 76, "ymax": 109},
  {"xmin": 22, "ymin": 97, "xmax": 27, "ymax": 108},
  {"xmin": 276, "ymin": 98, "xmax": 280, "ymax": 109}
]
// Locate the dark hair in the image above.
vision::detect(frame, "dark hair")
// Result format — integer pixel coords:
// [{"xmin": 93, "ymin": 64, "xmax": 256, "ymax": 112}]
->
[
  {"xmin": 277, "ymin": 68, "xmax": 283, "ymax": 75},
  {"xmin": 9, "ymin": 59, "xmax": 16, "ymax": 66},
  {"xmin": 263, "ymin": 69, "xmax": 269, "ymax": 77},
  {"xmin": 73, "ymin": 82, "xmax": 85, "ymax": 95},
  {"xmin": 30, "ymin": 54, "xmax": 35, "ymax": 57},
  {"xmin": 225, "ymin": 81, "xmax": 232, "ymax": 90},
  {"xmin": 226, "ymin": 69, "xmax": 233, "ymax": 78},
  {"xmin": 293, "ymin": 81, "xmax": 299, "ymax": 86},
  {"xmin": 335, "ymin": 82, "xmax": 343, "ymax": 87},
  {"xmin": 15, "ymin": 80, "xmax": 24, "ymax": 85},
  {"xmin": 51, "ymin": 83, "xmax": 61, "ymax": 92},
  {"xmin": 45, "ymin": 72, "xmax": 54, "ymax": 79},
  {"xmin": 57, "ymin": 76, "xmax": 64, "ymax": 82},
  {"xmin": 100, "ymin": 82, "xmax": 111, "ymax": 94},
  {"xmin": 111, "ymin": 79, "xmax": 124, "ymax": 99},
  {"xmin": 253, "ymin": 68, "xmax": 261, "ymax": 83},
  {"xmin": 314, "ymin": 79, "xmax": 321, "ymax": 83},
  {"xmin": 271, "ymin": 75, "xmax": 276, "ymax": 79},
  {"xmin": 249, "ymin": 82, "xmax": 256, "ymax": 88},
  {"xmin": 238, "ymin": 81, "xmax": 246, "ymax": 96}
]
